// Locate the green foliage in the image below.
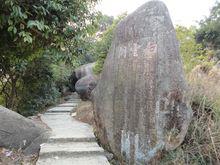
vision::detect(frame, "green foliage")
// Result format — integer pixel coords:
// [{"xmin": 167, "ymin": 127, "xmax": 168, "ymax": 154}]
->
[
  {"xmin": 163, "ymin": 3, "xmax": 220, "ymax": 162},
  {"xmin": 0, "ymin": 0, "xmax": 98, "ymax": 115},
  {"xmin": 93, "ymin": 14, "xmax": 127, "ymax": 74},
  {"xmin": 94, "ymin": 13, "xmax": 114, "ymax": 32},
  {"xmin": 17, "ymin": 54, "xmax": 60, "ymax": 116},
  {"xmin": 0, "ymin": 0, "xmax": 97, "ymax": 46},
  {"xmin": 51, "ymin": 62, "xmax": 73, "ymax": 95},
  {"xmin": 67, "ymin": 13, "xmax": 114, "ymax": 68},
  {"xmin": 196, "ymin": 2, "xmax": 220, "ymax": 50},
  {"xmin": 176, "ymin": 25, "xmax": 209, "ymax": 73}
]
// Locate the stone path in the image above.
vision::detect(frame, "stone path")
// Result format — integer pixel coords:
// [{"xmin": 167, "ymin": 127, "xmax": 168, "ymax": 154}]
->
[{"xmin": 37, "ymin": 96, "xmax": 110, "ymax": 165}]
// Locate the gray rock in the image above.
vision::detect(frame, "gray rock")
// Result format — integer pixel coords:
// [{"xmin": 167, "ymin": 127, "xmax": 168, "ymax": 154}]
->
[
  {"xmin": 93, "ymin": 1, "xmax": 192, "ymax": 164},
  {"xmin": 0, "ymin": 106, "xmax": 50, "ymax": 155},
  {"xmin": 69, "ymin": 63, "xmax": 96, "ymax": 92},
  {"xmin": 75, "ymin": 63, "xmax": 96, "ymax": 79},
  {"xmin": 75, "ymin": 75, "xmax": 97, "ymax": 101}
]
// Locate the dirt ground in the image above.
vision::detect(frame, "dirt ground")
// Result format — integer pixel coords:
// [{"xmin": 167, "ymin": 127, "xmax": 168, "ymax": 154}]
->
[{"xmin": 0, "ymin": 147, "xmax": 38, "ymax": 165}]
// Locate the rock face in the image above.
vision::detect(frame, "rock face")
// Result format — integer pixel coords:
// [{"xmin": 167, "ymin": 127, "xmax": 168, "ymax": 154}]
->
[
  {"xmin": 69, "ymin": 62, "xmax": 96, "ymax": 91},
  {"xmin": 69, "ymin": 62, "xmax": 97, "ymax": 100},
  {"xmin": 70, "ymin": 62, "xmax": 97, "ymax": 100},
  {"xmin": 0, "ymin": 106, "xmax": 50, "ymax": 155},
  {"xmin": 75, "ymin": 62, "xmax": 96, "ymax": 80},
  {"xmin": 75, "ymin": 75, "xmax": 98, "ymax": 100},
  {"xmin": 93, "ymin": 1, "xmax": 192, "ymax": 164}
]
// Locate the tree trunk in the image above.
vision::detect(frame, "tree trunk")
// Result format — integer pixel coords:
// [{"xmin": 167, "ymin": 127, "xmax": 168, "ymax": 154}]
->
[{"xmin": 6, "ymin": 77, "xmax": 17, "ymax": 110}]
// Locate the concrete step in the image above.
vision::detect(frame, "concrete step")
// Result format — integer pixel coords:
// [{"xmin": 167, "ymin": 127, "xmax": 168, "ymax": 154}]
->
[
  {"xmin": 66, "ymin": 98, "xmax": 81, "ymax": 101},
  {"xmin": 39, "ymin": 142, "xmax": 105, "ymax": 158},
  {"xmin": 41, "ymin": 113, "xmax": 95, "ymax": 140},
  {"xmin": 66, "ymin": 100, "xmax": 81, "ymax": 104},
  {"xmin": 57, "ymin": 103, "xmax": 78, "ymax": 107},
  {"xmin": 37, "ymin": 98, "xmax": 110, "ymax": 165},
  {"xmin": 37, "ymin": 155, "xmax": 110, "ymax": 165},
  {"xmin": 47, "ymin": 107, "xmax": 75, "ymax": 113},
  {"xmin": 43, "ymin": 112, "xmax": 70, "ymax": 115},
  {"xmin": 47, "ymin": 137, "xmax": 96, "ymax": 143}
]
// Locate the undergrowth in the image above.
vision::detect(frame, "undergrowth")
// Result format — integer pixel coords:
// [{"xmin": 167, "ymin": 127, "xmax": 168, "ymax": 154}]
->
[
  {"xmin": 161, "ymin": 72, "xmax": 220, "ymax": 164},
  {"xmin": 161, "ymin": 99, "xmax": 220, "ymax": 164}
]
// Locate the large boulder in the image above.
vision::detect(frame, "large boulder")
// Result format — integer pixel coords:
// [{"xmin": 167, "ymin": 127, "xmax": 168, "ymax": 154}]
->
[
  {"xmin": 0, "ymin": 106, "xmax": 50, "ymax": 155},
  {"xmin": 75, "ymin": 75, "xmax": 98, "ymax": 100},
  {"xmin": 93, "ymin": 1, "xmax": 192, "ymax": 164}
]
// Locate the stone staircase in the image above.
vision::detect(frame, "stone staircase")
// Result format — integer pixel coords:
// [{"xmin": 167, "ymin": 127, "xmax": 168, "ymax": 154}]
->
[{"xmin": 37, "ymin": 95, "xmax": 110, "ymax": 165}]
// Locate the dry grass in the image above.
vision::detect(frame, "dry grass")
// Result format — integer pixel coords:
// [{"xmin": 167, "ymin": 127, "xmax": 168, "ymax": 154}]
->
[
  {"xmin": 161, "ymin": 65, "xmax": 220, "ymax": 165},
  {"xmin": 0, "ymin": 147, "xmax": 38, "ymax": 165},
  {"xmin": 189, "ymin": 64, "xmax": 220, "ymax": 116}
]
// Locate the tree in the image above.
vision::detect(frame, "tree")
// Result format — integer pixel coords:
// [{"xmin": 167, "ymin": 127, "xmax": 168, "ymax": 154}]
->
[
  {"xmin": 196, "ymin": 2, "xmax": 220, "ymax": 50},
  {"xmin": 176, "ymin": 26, "xmax": 207, "ymax": 73},
  {"xmin": 92, "ymin": 13, "xmax": 127, "ymax": 74},
  {"xmin": 68, "ymin": 13, "xmax": 115, "ymax": 67},
  {"xmin": 0, "ymin": 0, "xmax": 98, "ymax": 112}
]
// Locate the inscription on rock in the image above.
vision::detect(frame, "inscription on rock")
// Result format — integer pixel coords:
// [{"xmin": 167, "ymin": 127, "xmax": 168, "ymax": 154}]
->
[{"xmin": 93, "ymin": 1, "xmax": 192, "ymax": 164}]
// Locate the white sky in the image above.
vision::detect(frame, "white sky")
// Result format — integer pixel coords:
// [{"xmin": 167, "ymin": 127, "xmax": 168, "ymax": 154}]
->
[{"xmin": 96, "ymin": 0, "xmax": 218, "ymax": 27}]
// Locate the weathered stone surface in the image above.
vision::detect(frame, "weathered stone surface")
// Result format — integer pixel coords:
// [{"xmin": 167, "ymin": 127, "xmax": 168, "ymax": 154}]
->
[
  {"xmin": 0, "ymin": 106, "xmax": 50, "ymax": 155},
  {"xmin": 75, "ymin": 75, "xmax": 98, "ymax": 100},
  {"xmin": 75, "ymin": 62, "xmax": 96, "ymax": 79},
  {"xmin": 93, "ymin": 1, "xmax": 192, "ymax": 164},
  {"xmin": 69, "ymin": 63, "xmax": 96, "ymax": 92}
]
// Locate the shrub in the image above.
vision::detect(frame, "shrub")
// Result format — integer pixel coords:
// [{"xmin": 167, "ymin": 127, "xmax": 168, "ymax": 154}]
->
[
  {"xmin": 51, "ymin": 62, "xmax": 73, "ymax": 95},
  {"xmin": 93, "ymin": 14, "xmax": 127, "ymax": 74},
  {"xmin": 176, "ymin": 26, "xmax": 207, "ymax": 73},
  {"xmin": 17, "ymin": 55, "xmax": 60, "ymax": 116}
]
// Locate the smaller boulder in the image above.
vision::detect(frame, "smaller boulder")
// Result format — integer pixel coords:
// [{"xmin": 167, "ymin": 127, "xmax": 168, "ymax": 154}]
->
[
  {"xmin": 0, "ymin": 106, "xmax": 50, "ymax": 155},
  {"xmin": 75, "ymin": 62, "xmax": 96, "ymax": 79},
  {"xmin": 75, "ymin": 75, "xmax": 97, "ymax": 101},
  {"xmin": 69, "ymin": 62, "xmax": 96, "ymax": 92}
]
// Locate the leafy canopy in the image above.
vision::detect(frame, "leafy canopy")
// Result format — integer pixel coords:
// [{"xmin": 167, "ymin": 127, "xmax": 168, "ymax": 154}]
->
[
  {"xmin": 176, "ymin": 26, "xmax": 207, "ymax": 73},
  {"xmin": 0, "ymin": 0, "xmax": 98, "ymax": 113},
  {"xmin": 92, "ymin": 13, "xmax": 127, "ymax": 74},
  {"xmin": 196, "ymin": 2, "xmax": 220, "ymax": 49}
]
